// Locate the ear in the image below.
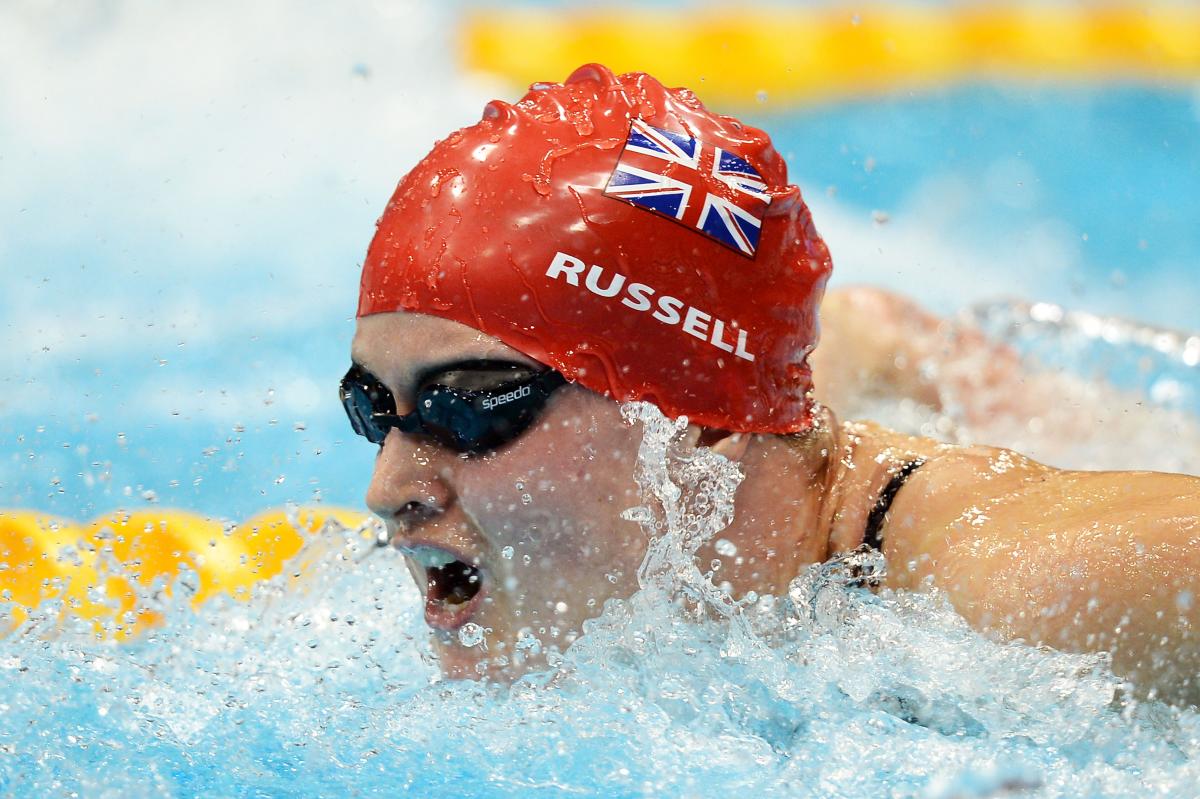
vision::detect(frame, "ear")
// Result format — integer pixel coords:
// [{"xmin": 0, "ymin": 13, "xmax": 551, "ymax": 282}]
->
[{"xmin": 690, "ymin": 425, "xmax": 752, "ymax": 462}]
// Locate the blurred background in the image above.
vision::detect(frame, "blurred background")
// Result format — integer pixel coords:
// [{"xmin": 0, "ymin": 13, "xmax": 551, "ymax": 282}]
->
[{"xmin": 2, "ymin": 0, "xmax": 1198, "ymax": 523}]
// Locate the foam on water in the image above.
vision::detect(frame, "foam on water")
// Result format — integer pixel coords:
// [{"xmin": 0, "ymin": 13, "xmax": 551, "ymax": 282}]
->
[{"xmin": 2, "ymin": 302, "xmax": 1199, "ymax": 798}]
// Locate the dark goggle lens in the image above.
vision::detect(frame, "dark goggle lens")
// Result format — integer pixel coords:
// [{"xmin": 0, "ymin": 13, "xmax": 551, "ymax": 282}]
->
[
  {"xmin": 417, "ymin": 387, "xmax": 489, "ymax": 452},
  {"xmin": 416, "ymin": 384, "xmax": 546, "ymax": 454},
  {"xmin": 340, "ymin": 364, "xmax": 564, "ymax": 454},
  {"xmin": 342, "ymin": 378, "xmax": 391, "ymax": 445}
]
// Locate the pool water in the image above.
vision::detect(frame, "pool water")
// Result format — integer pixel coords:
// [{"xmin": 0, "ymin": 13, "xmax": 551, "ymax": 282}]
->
[
  {"xmin": 3, "ymin": 336, "xmax": 1199, "ymax": 796},
  {"xmin": 3, "ymin": 3, "xmax": 1200, "ymax": 796}
]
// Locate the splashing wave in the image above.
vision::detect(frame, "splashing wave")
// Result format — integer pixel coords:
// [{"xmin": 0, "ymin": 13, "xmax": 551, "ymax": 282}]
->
[{"xmin": 2, "ymin": 302, "xmax": 1199, "ymax": 797}]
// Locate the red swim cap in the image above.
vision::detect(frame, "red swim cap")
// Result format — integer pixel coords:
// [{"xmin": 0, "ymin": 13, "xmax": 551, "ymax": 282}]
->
[{"xmin": 358, "ymin": 64, "xmax": 832, "ymax": 433}]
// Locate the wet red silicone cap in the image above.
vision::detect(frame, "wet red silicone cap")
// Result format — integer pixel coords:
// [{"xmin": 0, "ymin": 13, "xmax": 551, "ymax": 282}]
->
[{"xmin": 358, "ymin": 63, "xmax": 832, "ymax": 433}]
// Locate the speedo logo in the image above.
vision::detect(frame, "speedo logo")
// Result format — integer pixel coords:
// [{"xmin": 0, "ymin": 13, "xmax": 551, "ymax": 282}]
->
[
  {"xmin": 544, "ymin": 251, "xmax": 755, "ymax": 362},
  {"xmin": 482, "ymin": 384, "xmax": 532, "ymax": 411}
]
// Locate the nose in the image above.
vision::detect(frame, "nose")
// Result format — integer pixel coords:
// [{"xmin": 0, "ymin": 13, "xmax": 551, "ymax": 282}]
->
[{"xmin": 365, "ymin": 431, "xmax": 453, "ymax": 533}]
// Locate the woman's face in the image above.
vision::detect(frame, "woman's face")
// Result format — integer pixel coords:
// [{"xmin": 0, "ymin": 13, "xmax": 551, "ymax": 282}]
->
[{"xmin": 351, "ymin": 311, "xmax": 649, "ymax": 680}]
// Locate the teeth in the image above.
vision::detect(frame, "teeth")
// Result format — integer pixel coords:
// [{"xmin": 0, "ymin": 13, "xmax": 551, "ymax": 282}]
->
[{"xmin": 401, "ymin": 546, "xmax": 459, "ymax": 569}]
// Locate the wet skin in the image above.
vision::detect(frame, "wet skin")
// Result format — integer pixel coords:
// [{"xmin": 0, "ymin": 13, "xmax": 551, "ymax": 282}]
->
[
  {"xmin": 353, "ymin": 313, "xmax": 647, "ymax": 679},
  {"xmin": 353, "ymin": 310, "xmax": 1200, "ymax": 705},
  {"xmin": 352, "ymin": 311, "xmax": 832, "ymax": 680}
]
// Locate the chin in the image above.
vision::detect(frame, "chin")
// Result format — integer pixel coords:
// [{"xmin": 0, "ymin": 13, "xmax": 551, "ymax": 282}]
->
[{"xmin": 429, "ymin": 636, "xmax": 486, "ymax": 680}]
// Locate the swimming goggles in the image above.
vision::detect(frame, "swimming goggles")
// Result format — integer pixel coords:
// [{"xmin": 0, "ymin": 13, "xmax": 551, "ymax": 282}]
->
[{"xmin": 340, "ymin": 360, "xmax": 568, "ymax": 454}]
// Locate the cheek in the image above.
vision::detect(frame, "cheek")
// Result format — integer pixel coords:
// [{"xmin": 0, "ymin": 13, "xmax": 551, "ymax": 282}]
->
[{"xmin": 458, "ymin": 395, "xmax": 645, "ymax": 557}]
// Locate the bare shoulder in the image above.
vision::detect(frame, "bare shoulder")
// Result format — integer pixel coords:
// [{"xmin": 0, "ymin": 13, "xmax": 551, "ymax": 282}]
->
[
  {"xmin": 878, "ymin": 440, "xmax": 1048, "ymax": 562},
  {"xmin": 885, "ymin": 443, "xmax": 1200, "ymax": 574},
  {"xmin": 881, "ymin": 438, "xmax": 1200, "ymax": 700},
  {"xmin": 825, "ymin": 419, "xmax": 967, "ymax": 551}
]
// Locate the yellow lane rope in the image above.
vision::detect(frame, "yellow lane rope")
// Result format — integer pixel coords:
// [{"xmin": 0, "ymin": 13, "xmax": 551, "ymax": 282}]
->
[
  {"xmin": 0, "ymin": 507, "xmax": 375, "ymax": 639},
  {"xmin": 462, "ymin": 4, "xmax": 1200, "ymax": 106}
]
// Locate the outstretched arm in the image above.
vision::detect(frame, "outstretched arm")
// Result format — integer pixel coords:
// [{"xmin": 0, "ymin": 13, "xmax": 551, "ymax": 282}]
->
[
  {"xmin": 883, "ymin": 444, "xmax": 1200, "ymax": 707},
  {"xmin": 811, "ymin": 286, "xmax": 1114, "ymax": 448},
  {"xmin": 811, "ymin": 285, "xmax": 947, "ymax": 412},
  {"xmin": 812, "ymin": 286, "xmax": 1044, "ymax": 422}
]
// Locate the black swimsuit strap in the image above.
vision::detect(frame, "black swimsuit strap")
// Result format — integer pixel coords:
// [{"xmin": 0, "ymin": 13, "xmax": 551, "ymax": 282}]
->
[{"xmin": 862, "ymin": 458, "xmax": 926, "ymax": 551}]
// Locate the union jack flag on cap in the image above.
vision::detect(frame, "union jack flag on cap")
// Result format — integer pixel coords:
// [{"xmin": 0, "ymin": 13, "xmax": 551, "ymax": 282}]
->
[{"xmin": 603, "ymin": 119, "xmax": 772, "ymax": 257}]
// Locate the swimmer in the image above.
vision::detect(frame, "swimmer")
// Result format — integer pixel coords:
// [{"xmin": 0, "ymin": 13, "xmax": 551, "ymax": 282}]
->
[{"xmin": 347, "ymin": 65, "xmax": 1200, "ymax": 705}]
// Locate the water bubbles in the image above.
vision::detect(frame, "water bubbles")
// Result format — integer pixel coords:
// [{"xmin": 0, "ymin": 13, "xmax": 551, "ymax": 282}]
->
[
  {"xmin": 1150, "ymin": 377, "xmax": 1184, "ymax": 404},
  {"xmin": 457, "ymin": 622, "xmax": 485, "ymax": 648},
  {"xmin": 515, "ymin": 628, "xmax": 541, "ymax": 653},
  {"xmin": 3, "ymin": 371, "xmax": 1198, "ymax": 796},
  {"xmin": 959, "ymin": 300, "xmax": 1200, "ymax": 473},
  {"xmin": 1183, "ymin": 338, "xmax": 1200, "ymax": 368}
]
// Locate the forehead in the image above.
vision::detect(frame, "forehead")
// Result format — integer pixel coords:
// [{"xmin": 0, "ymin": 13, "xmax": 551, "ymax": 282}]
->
[{"xmin": 351, "ymin": 311, "xmax": 541, "ymax": 391}]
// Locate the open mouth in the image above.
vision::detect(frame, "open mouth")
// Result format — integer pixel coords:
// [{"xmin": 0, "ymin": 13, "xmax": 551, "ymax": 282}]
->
[{"xmin": 404, "ymin": 546, "xmax": 487, "ymax": 630}]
